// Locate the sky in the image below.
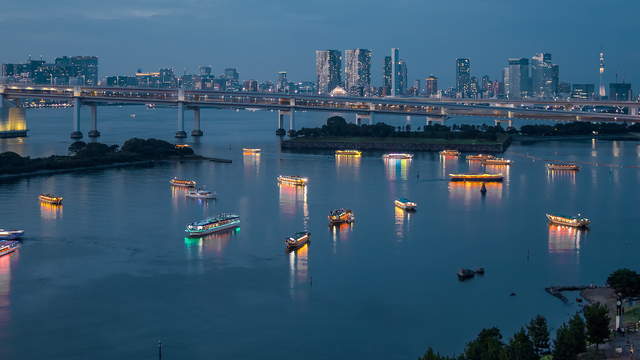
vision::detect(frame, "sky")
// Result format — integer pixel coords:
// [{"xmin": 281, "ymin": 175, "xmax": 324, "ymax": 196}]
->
[{"xmin": 1, "ymin": 0, "xmax": 639, "ymax": 90}]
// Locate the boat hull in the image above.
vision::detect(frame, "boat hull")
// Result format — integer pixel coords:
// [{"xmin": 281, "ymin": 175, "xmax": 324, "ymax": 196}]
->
[
  {"xmin": 394, "ymin": 201, "xmax": 417, "ymax": 210},
  {"xmin": 0, "ymin": 230, "xmax": 24, "ymax": 240},
  {"xmin": 546, "ymin": 214, "xmax": 590, "ymax": 228},
  {"xmin": 185, "ymin": 220, "xmax": 240, "ymax": 237}
]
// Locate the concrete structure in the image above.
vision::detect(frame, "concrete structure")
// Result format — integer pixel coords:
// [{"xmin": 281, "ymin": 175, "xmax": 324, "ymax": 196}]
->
[
  {"xmin": 191, "ymin": 108, "xmax": 203, "ymax": 136},
  {"xmin": 344, "ymin": 49, "xmax": 371, "ymax": 96},
  {"xmin": 316, "ymin": 50, "xmax": 342, "ymax": 95},
  {"xmin": 88, "ymin": 104, "xmax": 100, "ymax": 138}
]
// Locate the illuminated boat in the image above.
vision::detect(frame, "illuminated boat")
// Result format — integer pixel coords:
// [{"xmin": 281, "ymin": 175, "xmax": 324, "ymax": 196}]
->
[
  {"xmin": 185, "ymin": 213, "xmax": 240, "ymax": 237},
  {"xmin": 185, "ymin": 189, "xmax": 216, "ymax": 199},
  {"xmin": 394, "ymin": 198, "xmax": 417, "ymax": 211},
  {"xmin": 0, "ymin": 229, "xmax": 24, "ymax": 240},
  {"xmin": 439, "ymin": 149, "xmax": 460, "ymax": 156},
  {"xmin": 38, "ymin": 194, "xmax": 63, "ymax": 205},
  {"xmin": 449, "ymin": 173, "xmax": 504, "ymax": 182},
  {"xmin": 0, "ymin": 241, "xmax": 19, "ymax": 257},
  {"xmin": 546, "ymin": 213, "xmax": 590, "ymax": 228},
  {"xmin": 335, "ymin": 150, "xmax": 362, "ymax": 156},
  {"xmin": 285, "ymin": 231, "xmax": 311, "ymax": 251},
  {"xmin": 277, "ymin": 175, "xmax": 308, "ymax": 186},
  {"xmin": 169, "ymin": 178, "xmax": 197, "ymax": 187},
  {"xmin": 328, "ymin": 209, "xmax": 355, "ymax": 224},
  {"xmin": 466, "ymin": 154, "xmax": 495, "ymax": 161},
  {"xmin": 383, "ymin": 153, "xmax": 413, "ymax": 160},
  {"xmin": 175, "ymin": 144, "xmax": 191, "ymax": 149},
  {"xmin": 242, "ymin": 148, "xmax": 261, "ymax": 154},
  {"xmin": 483, "ymin": 158, "xmax": 511, "ymax": 165},
  {"xmin": 547, "ymin": 163, "xmax": 580, "ymax": 171}
]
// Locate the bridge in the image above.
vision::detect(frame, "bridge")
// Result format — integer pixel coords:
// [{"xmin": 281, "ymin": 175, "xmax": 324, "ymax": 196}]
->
[{"xmin": 1, "ymin": 84, "xmax": 639, "ymax": 139}]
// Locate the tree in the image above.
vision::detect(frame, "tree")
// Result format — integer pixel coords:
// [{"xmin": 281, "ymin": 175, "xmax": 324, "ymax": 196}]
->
[
  {"xmin": 527, "ymin": 315, "xmax": 550, "ymax": 357},
  {"xmin": 583, "ymin": 303, "xmax": 610, "ymax": 350},
  {"xmin": 506, "ymin": 328, "xmax": 536, "ymax": 360},
  {"xmin": 464, "ymin": 327, "xmax": 506, "ymax": 360},
  {"xmin": 68, "ymin": 141, "xmax": 87, "ymax": 155},
  {"xmin": 607, "ymin": 268, "xmax": 640, "ymax": 297},
  {"xmin": 418, "ymin": 347, "xmax": 454, "ymax": 360},
  {"xmin": 553, "ymin": 324, "xmax": 576, "ymax": 360},
  {"xmin": 568, "ymin": 313, "xmax": 586, "ymax": 354}
]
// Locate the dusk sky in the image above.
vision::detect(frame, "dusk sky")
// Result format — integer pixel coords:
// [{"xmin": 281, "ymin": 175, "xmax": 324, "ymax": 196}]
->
[{"xmin": 2, "ymin": 0, "xmax": 639, "ymax": 89}]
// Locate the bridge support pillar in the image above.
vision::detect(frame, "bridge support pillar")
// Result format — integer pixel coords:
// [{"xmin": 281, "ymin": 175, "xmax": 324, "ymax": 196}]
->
[
  {"xmin": 630, "ymin": 106, "xmax": 639, "ymax": 116},
  {"xmin": 0, "ymin": 94, "xmax": 4, "ymax": 109},
  {"xmin": 494, "ymin": 119, "xmax": 513, "ymax": 128},
  {"xmin": 289, "ymin": 110, "xmax": 295, "ymax": 131},
  {"xmin": 356, "ymin": 112, "xmax": 373, "ymax": 125},
  {"xmin": 276, "ymin": 110, "xmax": 286, "ymax": 135},
  {"xmin": 70, "ymin": 98, "xmax": 83, "ymax": 139},
  {"xmin": 405, "ymin": 115, "xmax": 412, "ymax": 130},
  {"xmin": 426, "ymin": 116, "xmax": 446, "ymax": 126},
  {"xmin": 88, "ymin": 104, "xmax": 100, "ymax": 138},
  {"xmin": 191, "ymin": 108, "xmax": 203, "ymax": 136},
  {"xmin": 175, "ymin": 102, "xmax": 187, "ymax": 138}
]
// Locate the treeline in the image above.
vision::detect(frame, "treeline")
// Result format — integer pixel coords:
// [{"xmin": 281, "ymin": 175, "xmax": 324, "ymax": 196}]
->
[
  {"xmin": 607, "ymin": 268, "xmax": 640, "ymax": 298},
  {"xmin": 0, "ymin": 138, "xmax": 195, "ymax": 175},
  {"xmin": 421, "ymin": 305, "xmax": 610, "ymax": 360},
  {"xmin": 292, "ymin": 116, "xmax": 505, "ymax": 141}
]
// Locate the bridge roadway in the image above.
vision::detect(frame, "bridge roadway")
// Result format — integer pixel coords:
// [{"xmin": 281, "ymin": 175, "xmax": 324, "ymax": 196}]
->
[{"xmin": 1, "ymin": 84, "xmax": 639, "ymax": 139}]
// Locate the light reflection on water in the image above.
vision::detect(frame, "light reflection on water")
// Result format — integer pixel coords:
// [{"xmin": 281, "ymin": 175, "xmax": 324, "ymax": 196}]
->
[
  {"xmin": 184, "ymin": 228, "xmax": 237, "ymax": 260},
  {"xmin": 335, "ymin": 154, "xmax": 361, "ymax": 180},
  {"xmin": 242, "ymin": 153, "xmax": 261, "ymax": 177},
  {"xmin": 394, "ymin": 206, "xmax": 412, "ymax": 241},
  {"xmin": 548, "ymin": 224, "xmax": 586, "ymax": 265},
  {"xmin": 288, "ymin": 243, "xmax": 309, "ymax": 299},
  {"xmin": 448, "ymin": 181, "xmax": 503, "ymax": 206},
  {"xmin": 384, "ymin": 158, "xmax": 410, "ymax": 181},
  {"xmin": 439, "ymin": 155, "xmax": 459, "ymax": 177},
  {"xmin": 278, "ymin": 183, "xmax": 309, "ymax": 228},
  {"xmin": 547, "ymin": 169, "xmax": 577, "ymax": 186},
  {"xmin": 0, "ymin": 251, "xmax": 17, "ymax": 341},
  {"xmin": 330, "ymin": 222, "xmax": 353, "ymax": 253},
  {"xmin": 40, "ymin": 202, "xmax": 63, "ymax": 220}
]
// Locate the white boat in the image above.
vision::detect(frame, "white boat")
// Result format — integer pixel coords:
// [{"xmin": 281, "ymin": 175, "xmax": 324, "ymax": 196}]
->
[
  {"xmin": 383, "ymin": 153, "xmax": 413, "ymax": 160},
  {"xmin": 186, "ymin": 189, "xmax": 216, "ymax": 199},
  {"xmin": 185, "ymin": 213, "xmax": 240, "ymax": 237},
  {"xmin": 0, "ymin": 229, "xmax": 24, "ymax": 240},
  {"xmin": 0, "ymin": 241, "xmax": 19, "ymax": 257}
]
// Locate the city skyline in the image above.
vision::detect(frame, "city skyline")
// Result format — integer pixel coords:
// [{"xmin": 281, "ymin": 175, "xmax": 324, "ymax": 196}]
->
[{"xmin": 0, "ymin": 0, "xmax": 638, "ymax": 89}]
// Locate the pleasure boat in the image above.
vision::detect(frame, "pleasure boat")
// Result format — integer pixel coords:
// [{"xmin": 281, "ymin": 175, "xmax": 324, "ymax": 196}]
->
[
  {"xmin": 328, "ymin": 209, "xmax": 355, "ymax": 224},
  {"xmin": 547, "ymin": 163, "xmax": 580, "ymax": 171},
  {"xmin": 0, "ymin": 229, "xmax": 24, "ymax": 240},
  {"xmin": 0, "ymin": 241, "xmax": 19, "ymax": 257},
  {"xmin": 277, "ymin": 175, "xmax": 308, "ymax": 186},
  {"xmin": 394, "ymin": 198, "xmax": 417, "ymax": 211},
  {"xmin": 439, "ymin": 149, "xmax": 460, "ymax": 156},
  {"xmin": 383, "ymin": 153, "xmax": 413, "ymax": 160},
  {"xmin": 242, "ymin": 148, "xmax": 262, "ymax": 154},
  {"xmin": 39, "ymin": 194, "xmax": 63, "ymax": 205},
  {"xmin": 483, "ymin": 158, "xmax": 511, "ymax": 165},
  {"xmin": 546, "ymin": 213, "xmax": 590, "ymax": 228},
  {"xmin": 169, "ymin": 178, "xmax": 197, "ymax": 187},
  {"xmin": 466, "ymin": 154, "xmax": 495, "ymax": 161},
  {"xmin": 335, "ymin": 150, "xmax": 362, "ymax": 156},
  {"xmin": 185, "ymin": 213, "xmax": 240, "ymax": 237},
  {"xmin": 185, "ymin": 189, "xmax": 216, "ymax": 199},
  {"xmin": 285, "ymin": 231, "xmax": 311, "ymax": 251},
  {"xmin": 449, "ymin": 173, "xmax": 504, "ymax": 182}
]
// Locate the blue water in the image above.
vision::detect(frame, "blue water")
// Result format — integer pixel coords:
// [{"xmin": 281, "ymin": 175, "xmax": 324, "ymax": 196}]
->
[{"xmin": 0, "ymin": 107, "xmax": 638, "ymax": 359}]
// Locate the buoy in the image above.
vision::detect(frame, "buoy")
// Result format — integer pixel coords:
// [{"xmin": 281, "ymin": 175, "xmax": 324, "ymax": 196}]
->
[{"xmin": 480, "ymin": 183, "xmax": 487, "ymax": 194}]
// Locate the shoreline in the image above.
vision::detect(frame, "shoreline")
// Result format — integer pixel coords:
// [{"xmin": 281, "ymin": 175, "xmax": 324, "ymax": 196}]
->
[{"xmin": 513, "ymin": 133, "xmax": 640, "ymax": 143}]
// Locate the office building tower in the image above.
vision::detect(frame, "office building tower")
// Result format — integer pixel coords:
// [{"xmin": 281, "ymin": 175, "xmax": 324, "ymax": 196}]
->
[
  {"xmin": 199, "ymin": 66, "xmax": 212, "ymax": 76},
  {"xmin": 276, "ymin": 71, "xmax": 288, "ymax": 93},
  {"xmin": 315, "ymin": 50, "xmax": 342, "ymax": 95},
  {"xmin": 383, "ymin": 56, "xmax": 392, "ymax": 95},
  {"xmin": 609, "ymin": 83, "xmax": 632, "ymax": 101},
  {"xmin": 571, "ymin": 84, "xmax": 595, "ymax": 99},
  {"xmin": 505, "ymin": 58, "xmax": 530, "ymax": 99},
  {"xmin": 531, "ymin": 53, "xmax": 558, "ymax": 98},
  {"xmin": 224, "ymin": 68, "xmax": 239, "ymax": 81},
  {"xmin": 398, "ymin": 59, "xmax": 407, "ymax": 95},
  {"xmin": 344, "ymin": 49, "xmax": 372, "ymax": 96},
  {"xmin": 425, "ymin": 76, "xmax": 438, "ymax": 97},
  {"xmin": 243, "ymin": 79, "xmax": 258, "ymax": 92},
  {"xmin": 455, "ymin": 58, "xmax": 471, "ymax": 98}
]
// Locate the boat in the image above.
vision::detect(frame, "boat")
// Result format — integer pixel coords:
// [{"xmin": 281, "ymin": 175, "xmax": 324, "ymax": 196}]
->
[
  {"xmin": 466, "ymin": 154, "xmax": 495, "ymax": 161},
  {"xmin": 277, "ymin": 175, "xmax": 308, "ymax": 186},
  {"xmin": 440, "ymin": 149, "xmax": 460, "ymax": 156},
  {"xmin": 0, "ymin": 229, "xmax": 24, "ymax": 240},
  {"xmin": 0, "ymin": 241, "xmax": 19, "ymax": 257},
  {"xmin": 38, "ymin": 194, "xmax": 63, "ymax": 205},
  {"xmin": 185, "ymin": 189, "xmax": 216, "ymax": 199},
  {"xmin": 335, "ymin": 150, "xmax": 362, "ymax": 156},
  {"xmin": 169, "ymin": 178, "xmax": 197, "ymax": 187},
  {"xmin": 547, "ymin": 163, "xmax": 580, "ymax": 171},
  {"xmin": 175, "ymin": 144, "xmax": 191, "ymax": 149},
  {"xmin": 285, "ymin": 231, "xmax": 311, "ymax": 251},
  {"xmin": 449, "ymin": 173, "xmax": 504, "ymax": 182},
  {"xmin": 394, "ymin": 198, "xmax": 417, "ymax": 211},
  {"xmin": 328, "ymin": 209, "xmax": 355, "ymax": 224},
  {"xmin": 483, "ymin": 158, "xmax": 512, "ymax": 165},
  {"xmin": 185, "ymin": 213, "xmax": 240, "ymax": 237},
  {"xmin": 546, "ymin": 213, "xmax": 591, "ymax": 228},
  {"xmin": 242, "ymin": 148, "xmax": 261, "ymax": 154},
  {"xmin": 458, "ymin": 269, "xmax": 475, "ymax": 281},
  {"xmin": 383, "ymin": 153, "xmax": 413, "ymax": 160}
]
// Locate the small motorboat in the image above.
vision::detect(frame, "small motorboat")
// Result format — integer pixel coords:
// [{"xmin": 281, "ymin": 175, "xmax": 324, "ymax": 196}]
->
[
  {"xmin": 0, "ymin": 241, "xmax": 19, "ymax": 257},
  {"xmin": 546, "ymin": 213, "xmax": 591, "ymax": 228},
  {"xmin": 243, "ymin": 148, "xmax": 262, "ymax": 154},
  {"xmin": 285, "ymin": 231, "xmax": 311, "ymax": 251},
  {"xmin": 328, "ymin": 209, "xmax": 355, "ymax": 224},
  {"xmin": 277, "ymin": 175, "xmax": 308, "ymax": 186},
  {"xmin": 169, "ymin": 178, "xmax": 197, "ymax": 187},
  {"xmin": 394, "ymin": 198, "xmax": 417, "ymax": 211},
  {"xmin": 0, "ymin": 229, "xmax": 24, "ymax": 240},
  {"xmin": 186, "ymin": 189, "xmax": 216, "ymax": 199},
  {"xmin": 39, "ymin": 194, "xmax": 63, "ymax": 205},
  {"xmin": 458, "ymin": 269, "xmax": 475, "ymax": 281}
]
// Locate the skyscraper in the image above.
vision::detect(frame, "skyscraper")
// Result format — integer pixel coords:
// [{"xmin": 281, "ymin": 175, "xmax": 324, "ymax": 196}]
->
[
  {"xmin": 425, "ymin": 76, "xmax": 438, "ymax": 97},
  {"xmin": 391, "ymin": 48, "xmax": 400, "ymax": 96},
  {"xmin": 455, "ymin": 58, "xmax": 471, "ymax": 98},
  {"xmin": 531, "ymin": 53, "xmax": 558, "ymax": 98},
  {"xmin": 383, "ymin": 56, "xmax": 392, "ymax": 95},
  {"xmin": 505, "ymin": 58, "xmax": 530, "ymax": 99},
  {"xmin": 609, "ymin": 83, "xmax": 632, "ymax": 101},
  {"xmin": 316, "ymin": 50, "xmax": 342, "ymax": 95},
  {"xmin": 599, "ymin": 51, "xmax": 606, "ymax": 98},
  {"xmin": 344, "ymin": 49, "xmax": 372, "ymax": 96},
  {"xmin": 276, "ymin": 71, "xmax": 288, "ymax": 93},
  {"xmin": 398, "ymin": 59, "xmax": 407, "ymax": 95}
]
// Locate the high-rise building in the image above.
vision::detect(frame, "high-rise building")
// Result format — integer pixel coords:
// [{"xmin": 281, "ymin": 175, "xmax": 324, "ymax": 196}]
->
[
  {"xmin": 599, "ymin": 51, "xmax": 606, "ymax": 98},
  {"xmin": 609, "ymin": 83, "xmax": 632, "ymax": 101},
  {"xmin": 531, "ymin": 53, "xmax": 558, "ymax": 98},
  {"xmin": 315, "ymin": 50, "xmax": 342, "ymax": 95},
  {"xmin": 571, "ymin": 84, "xmax": 595, "ymax": 99},
  {"xmin": 276, "ymin": 71, "xmax": 288, "ymax": 93},
  {"xmin": 425, "ymin": 76, "xmax": 438, "ymax": 97},
  {"xmin": 224, "ymin": 68, "xmax": 239, "ymax": 81},
  {"xmin": 455, "ymin": 58, "xmax": 471, "ymax": 98},
  {"xmin": 398, "ymin": 59, "xmax": 407, "ymax": 95},
  {"xmin": 344, "ymin": 49, "xmax": 372, "ymax": 96},
  {"xmin": 505, "ymin": 58, "xmax": 530, "ymax": 99},
  {"xmin": 199, "ymin": 66, "xmax": 212, "ymax": 76},
  {"xmin": 383, "ymin": 56, "xmax": 392, "ymax": 95},
  {"xmin": 391, "ymin": 48, "xmax": 400, "ymax": 96},
  {"xmin": 243, "ymin": 79, "xmax": 258, "ymax": 92},
  {"xmin": 412, "ymin": 79, "xmax": 420, "ymax": 96},
  {"xmin": 2, "ymin": 56, "xmax": 98, "ymax": 85}
]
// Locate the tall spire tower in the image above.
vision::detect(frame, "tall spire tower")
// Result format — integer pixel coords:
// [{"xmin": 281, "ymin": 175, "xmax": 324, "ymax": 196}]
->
[{"xmin": 598, "ymin": 50, "xmax": 606, "ymax": 98}]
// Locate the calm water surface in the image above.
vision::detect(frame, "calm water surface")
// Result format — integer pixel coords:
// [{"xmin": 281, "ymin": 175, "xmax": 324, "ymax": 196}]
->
[{"xmin": 0, "ymin": 107, "xmax": 639, "ymax": 359}]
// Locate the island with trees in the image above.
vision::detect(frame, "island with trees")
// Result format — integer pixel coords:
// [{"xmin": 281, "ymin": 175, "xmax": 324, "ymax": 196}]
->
[{"xmin": 0, "ymin": 138, "xmax": 207, "ymax": 179}]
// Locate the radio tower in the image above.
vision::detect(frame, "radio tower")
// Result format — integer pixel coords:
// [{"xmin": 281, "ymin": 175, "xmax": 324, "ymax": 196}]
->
[{"xmin": 598, "ymin": 50, "xmax": 606, "ymax": 98}]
